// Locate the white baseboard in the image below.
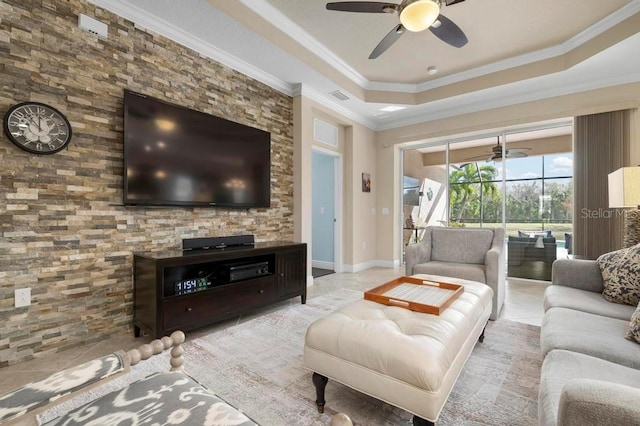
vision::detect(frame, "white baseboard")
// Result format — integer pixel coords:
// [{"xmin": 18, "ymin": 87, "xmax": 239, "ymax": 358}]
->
[
  {"xmin": 312, "ymin": 260, "xmax": 334, "ymax": 270},
  {"xmin": 342, "ymin": 259, "xmax": 400, "ymax": 273}
]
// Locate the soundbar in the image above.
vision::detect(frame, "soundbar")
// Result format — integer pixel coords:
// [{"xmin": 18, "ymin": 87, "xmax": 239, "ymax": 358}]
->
[{"xmin": 183, "ymin": 235, "xmax": 255, "ymax": 251}]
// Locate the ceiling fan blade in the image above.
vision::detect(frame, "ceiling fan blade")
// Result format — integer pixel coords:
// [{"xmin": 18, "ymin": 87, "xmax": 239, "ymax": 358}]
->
[
  {"xmin": 464, "ymin": 153, "xmax": 493, "ymax": 161},
  {"xmin": 506, "ymin": 152, "xmax": 528, "ymax": 159},
  {"xmin": 326, "ymin": 2, "xmax": 397, "ymax": 13},
  {"xmin": 430, "ymin": 14, "xmax": 468, "ymax": 48},
  {"xmin": 369, "ymin": 24, "xmax": 405, "ymax": 59},
  {"xmin": 444, "ymin": 0, "xmax": 466, "ymax": 6},
  {"xmin": 507, "ymin": 147, "xmax": 532, "ymax": 153}
]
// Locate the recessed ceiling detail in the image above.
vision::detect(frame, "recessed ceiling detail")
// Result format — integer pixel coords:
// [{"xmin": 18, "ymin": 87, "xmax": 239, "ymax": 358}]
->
[{"xmin": 89, "ymin": 0, "xmax": 640, "ymax": 130}]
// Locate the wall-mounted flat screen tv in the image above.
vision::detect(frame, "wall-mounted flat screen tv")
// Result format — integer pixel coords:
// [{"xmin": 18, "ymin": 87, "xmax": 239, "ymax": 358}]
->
[{"xmin": 123, "ymin": 90, "xmax": 271, "ymax": 208}]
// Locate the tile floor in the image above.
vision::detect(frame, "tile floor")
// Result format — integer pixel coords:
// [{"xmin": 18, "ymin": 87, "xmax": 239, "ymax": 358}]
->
[{"xmin": 0, "ymin": 267, "xmax": 549, "ymax": 394}]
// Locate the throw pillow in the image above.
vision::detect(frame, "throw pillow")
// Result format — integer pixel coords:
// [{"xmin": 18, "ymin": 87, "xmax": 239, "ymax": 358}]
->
[
  {"xmin": 626, "ymin": 301, "xmax": 640, "ymax": 344},
  {"xmin": 597, "ymin": 243, "xmax": 640, "ymax": 306}
]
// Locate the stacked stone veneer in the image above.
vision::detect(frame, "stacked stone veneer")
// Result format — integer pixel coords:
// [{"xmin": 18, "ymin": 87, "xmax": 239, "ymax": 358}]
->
[{"xmin": 0, "ymin": 0, "xmax": 294, "ymax": 366}]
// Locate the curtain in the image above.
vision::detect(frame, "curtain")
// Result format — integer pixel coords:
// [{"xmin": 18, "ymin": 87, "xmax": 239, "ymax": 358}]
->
[{"xmin": 573, "ymin": 110, "xmax": 632, "ymax": 259}]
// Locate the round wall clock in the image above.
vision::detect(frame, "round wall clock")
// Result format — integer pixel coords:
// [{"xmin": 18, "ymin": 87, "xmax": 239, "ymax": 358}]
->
[{"xmin": 3, "ymin": 102, "xmax": 72, "ymax": 154}]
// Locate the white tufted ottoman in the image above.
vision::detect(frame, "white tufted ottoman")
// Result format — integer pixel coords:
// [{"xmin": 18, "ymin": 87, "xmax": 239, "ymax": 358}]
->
[{"xmin": 303, "ymin": 274, "xmax": 493, "ymax": 425}]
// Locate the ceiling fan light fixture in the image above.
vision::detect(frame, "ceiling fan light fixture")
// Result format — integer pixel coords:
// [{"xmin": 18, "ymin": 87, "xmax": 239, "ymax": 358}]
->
[{"xmin": 399, "ymin": 0, "xmax": 441, "ymax": 32}]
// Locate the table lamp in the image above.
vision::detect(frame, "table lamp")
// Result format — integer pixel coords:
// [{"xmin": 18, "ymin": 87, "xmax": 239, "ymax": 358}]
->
[{"xmin": 608, "ymin": 166, "xmax": 640, "ymax": 248}]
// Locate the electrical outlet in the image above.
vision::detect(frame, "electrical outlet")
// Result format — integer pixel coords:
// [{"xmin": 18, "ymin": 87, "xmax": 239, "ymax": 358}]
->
[{"xmin": 15, "ymin": 288, "xmax": 31, "ymax": 308}]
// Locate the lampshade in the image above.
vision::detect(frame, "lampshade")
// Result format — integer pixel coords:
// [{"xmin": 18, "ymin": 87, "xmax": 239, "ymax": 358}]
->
[
  {"xmin": 608, "ymin": 167, "xmax": 640, "ymax": 208},
  {"xmin": 400, "ymin": 0, "xmax": 440, "ymax": 32}
]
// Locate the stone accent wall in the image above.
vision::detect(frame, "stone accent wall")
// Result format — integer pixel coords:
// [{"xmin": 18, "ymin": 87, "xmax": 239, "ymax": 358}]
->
[{"xmin": 0, "ymin": 0, "xmax": 294, "ymax": 366}]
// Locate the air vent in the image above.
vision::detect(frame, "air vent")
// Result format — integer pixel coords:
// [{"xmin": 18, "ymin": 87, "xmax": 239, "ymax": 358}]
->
[
  {"xmin": 313, "ymin": 119, "xmax": 338, "ymax": 147},
  {"xmin": 330, "ymin": 90, "xmax": 350, "ymax": 101},
  {"xmin": 78, "ymin": 14, "xmax": 108, "ymax": 38}
]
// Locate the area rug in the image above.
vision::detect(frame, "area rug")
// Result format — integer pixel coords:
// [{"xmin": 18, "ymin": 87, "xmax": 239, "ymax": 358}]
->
[{"xmin": 40, "ymin": 289, "xmax": 541, "ymax": 425}]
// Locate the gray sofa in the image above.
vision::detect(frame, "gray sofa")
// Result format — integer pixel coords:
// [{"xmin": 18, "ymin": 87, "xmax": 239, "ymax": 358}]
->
[
  {"xmin": 405, "ymin": 226, "xmax": 505, "ymax": 320},
  {"xmin": 539, "ymin": 258, "xmax": 640, "ymax": 425}
]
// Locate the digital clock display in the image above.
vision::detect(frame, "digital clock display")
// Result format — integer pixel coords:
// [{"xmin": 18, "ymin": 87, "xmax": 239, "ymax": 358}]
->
[{"xmin": 175, "ymin": 278, "xmax": 209, "ymax": 295}]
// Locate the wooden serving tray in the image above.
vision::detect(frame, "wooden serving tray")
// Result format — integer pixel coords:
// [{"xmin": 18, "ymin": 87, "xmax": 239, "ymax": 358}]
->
[{"xmin": 364, "ymin": 276, "xmax": 464, "ymax": 315}]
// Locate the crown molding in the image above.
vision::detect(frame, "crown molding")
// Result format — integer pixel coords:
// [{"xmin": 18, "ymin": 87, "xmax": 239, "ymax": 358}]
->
[
  {"xmin": 87, "ymin": 0, "xmax": 294, "ymax": 96},
  {"xmin": 84, "ymin": 0, "xmax": 640, "ymax": 133},
  {"xmin": 238, "ymin": 0, "xmax": 640, "ymax": 94},
  {"xmin": 87, "ymin": 0, "xmax": 377, "ymax": 130},
  {"xmin": 370, "ymin": 2, "xmax": 640, "ymax": 93},
  {"xmin": 240, "ymin": 0, "xmax": 370, "ymax": 88},
  {"xmin": 375, "ymin": 71, "xmax": 640, "ymax": 131},
  {"xmin": 565, "ymin": 0, "xmax": 640, "ymax": 50}
]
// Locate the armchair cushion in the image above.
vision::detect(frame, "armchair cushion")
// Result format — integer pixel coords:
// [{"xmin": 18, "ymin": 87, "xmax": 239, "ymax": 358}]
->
[
  {"xmin": 597, "ymin": 243, "xmax": 640, "ymax": 306},
  {"xmin": 431, "ymin": 227, "xmax": 494, "ymax": 264},
  {"xmin": 412, "ymin": 261, "xmax": 485, "ymax": 283}
]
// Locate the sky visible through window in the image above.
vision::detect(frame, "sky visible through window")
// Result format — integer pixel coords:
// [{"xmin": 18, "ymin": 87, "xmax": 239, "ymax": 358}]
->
[{"xmin": 490, "ymin": 152, "xmax": 573, "ymax": 180}]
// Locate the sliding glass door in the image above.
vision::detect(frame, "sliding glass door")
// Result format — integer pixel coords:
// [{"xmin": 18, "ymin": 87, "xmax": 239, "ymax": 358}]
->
[{"xmin": 401, "ymin": 122, "xmax": 573, "ymax": 281}]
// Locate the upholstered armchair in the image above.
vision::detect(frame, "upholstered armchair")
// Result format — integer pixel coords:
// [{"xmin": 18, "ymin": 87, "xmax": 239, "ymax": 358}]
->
[{"xmin": 405, "ymin": 226, "xmax": 505, "ymax": 320}]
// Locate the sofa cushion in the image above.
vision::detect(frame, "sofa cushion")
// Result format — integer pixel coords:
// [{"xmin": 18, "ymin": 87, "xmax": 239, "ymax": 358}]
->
[
  {"xmin": 625, "ymin": 301, "xmax": 640, "ymax": 344},
  {"xmin": 597, "ymin": 243, "xmax": 640, "ymax": 306},
  {"xmin": 412, "ymin": 261, "xmax": 486, "ymax": 284},
  {"xmin": 42, "ymin": 371, "xmax": 257, "ymax": 426},
  {"xmin": 543, "ymin": 285, "xmax": 636, "ymax": 320},
  {"xmin": 541, "ymin": 307, "xmax": 640, "ymax": 369},
  {"xmin": 430, "ymin": 228, "xmax": 493, "ymax": 264},
  {"xmin": 539, "ymin": 349, "xmax": 640, "ymax": 426}
]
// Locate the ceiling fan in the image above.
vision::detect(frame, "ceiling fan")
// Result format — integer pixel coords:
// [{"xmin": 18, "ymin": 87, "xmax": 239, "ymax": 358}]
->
[
  {"xmin": 465, "ymin": 138, "xmax": 532, "ymax": 162},
  {"xmin": 326, "ymin": 0, "xmax": 468, "ymax": 59}
]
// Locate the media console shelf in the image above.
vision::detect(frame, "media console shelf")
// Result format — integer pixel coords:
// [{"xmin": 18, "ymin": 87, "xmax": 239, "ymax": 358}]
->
[{"xmin": 133, "ymin": 241, "xmax": 307, "ymax": 338}]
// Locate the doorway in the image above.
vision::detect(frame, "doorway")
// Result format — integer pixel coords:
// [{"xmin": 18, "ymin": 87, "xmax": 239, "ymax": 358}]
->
[{"xmin": 312, "ymin": 149, "xmax": 342, "ymax": 277}]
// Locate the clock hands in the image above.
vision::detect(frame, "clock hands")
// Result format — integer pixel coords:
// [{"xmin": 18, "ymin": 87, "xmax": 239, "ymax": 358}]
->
[
  {"xmin": 5, "ymin": 102, "xmax": 72, "ymax": 154},
  {"xmin": 23, "ymin": 116, "xmax": 55, "ymax": 143}
]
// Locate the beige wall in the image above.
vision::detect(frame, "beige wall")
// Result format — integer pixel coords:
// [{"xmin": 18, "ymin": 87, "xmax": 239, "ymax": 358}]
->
[{"xmin": 293, "ymin": 95, "xmax": 380, "ymax": 274}]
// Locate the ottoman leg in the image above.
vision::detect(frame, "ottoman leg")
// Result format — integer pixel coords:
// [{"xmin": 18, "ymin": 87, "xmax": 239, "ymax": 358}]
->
[
  {"xmin": 412, "ymin": 415, "xmax": 435, "ymax": 426},
  {"xmin": 479, "ymin": 321, "xmax": 488, "ymax": 343},
  {"xmin": 312, "ymin": 372, "xmax": 329, "ymax": 413}
]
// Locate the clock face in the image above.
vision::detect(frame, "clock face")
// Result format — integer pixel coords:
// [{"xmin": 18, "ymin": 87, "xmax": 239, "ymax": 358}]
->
[{"xmin": 3, "ymin": 102, "xmax": 72, "ymax": 154}]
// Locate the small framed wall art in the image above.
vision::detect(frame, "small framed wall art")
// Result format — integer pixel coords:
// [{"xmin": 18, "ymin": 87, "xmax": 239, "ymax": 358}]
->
[{"xmin": 362, "ymin": 173, "xmax": 371, "ymax": 192}]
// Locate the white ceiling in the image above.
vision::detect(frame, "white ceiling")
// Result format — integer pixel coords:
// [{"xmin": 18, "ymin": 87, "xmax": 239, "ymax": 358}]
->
[
  {"xmin": 264, "ymin": 0, "xmax": 630, "ymax": 84},
  {"xmin": 91, "ymin": 0, "xmax": 640, "ymax": 131}
]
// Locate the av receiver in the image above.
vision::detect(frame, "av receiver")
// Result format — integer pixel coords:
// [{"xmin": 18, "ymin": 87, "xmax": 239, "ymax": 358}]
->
[{"xmin": 220, "ymin": 260, "xmax": 270, "ymax": 283}]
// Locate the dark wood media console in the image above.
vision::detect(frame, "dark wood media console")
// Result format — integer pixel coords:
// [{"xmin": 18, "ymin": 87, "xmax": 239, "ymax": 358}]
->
[{"xmin": 133, "ymin": 241, "xmax": 307, "ymax": 338}]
